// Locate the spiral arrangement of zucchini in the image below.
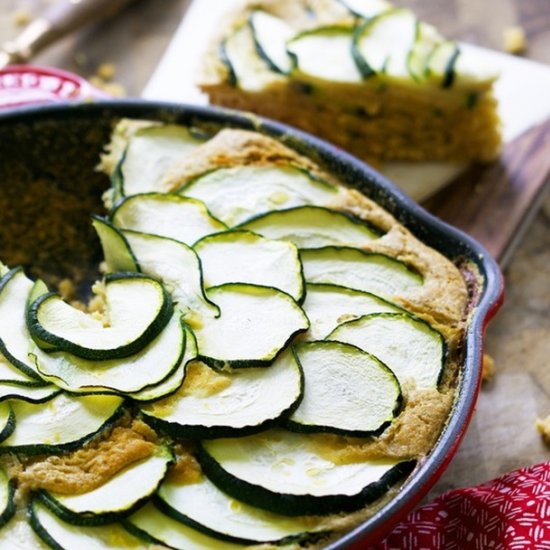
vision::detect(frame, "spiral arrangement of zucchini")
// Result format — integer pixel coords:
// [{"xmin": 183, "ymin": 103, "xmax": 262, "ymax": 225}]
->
[
  {"xmin": 198, "ymin": 0, "xmax": 501, "ymax": 165},
  {"xmin": 0, "ymin": 120, "xmax": 466, "ymax": 549}
]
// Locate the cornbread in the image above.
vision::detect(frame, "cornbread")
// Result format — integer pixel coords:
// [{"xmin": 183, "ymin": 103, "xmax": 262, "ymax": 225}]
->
[
  {"xmin": 0, "ymin": 114, "xmax": 485, "ymax": 549},
  {"xmin": 198, "ymin": 0, "xmax": 502, "ymax": 165}
]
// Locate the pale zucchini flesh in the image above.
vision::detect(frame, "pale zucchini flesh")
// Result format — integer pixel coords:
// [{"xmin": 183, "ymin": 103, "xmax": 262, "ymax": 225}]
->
[
  {"xmin": 92, "ymin": 217, "xmax": 138, "ymax": 273},
  {"xmin": 194, "ymin": 230, "xmax": 304, "ymax": 302},
  {"xmin": 249, "ymin": 10, "xmax": 294, "ymax": 74},
  {"xmin": 194, "ymin": 283, "xmax": 309, "ymax": 368},
  {"xmin": 125, "ymin": 502, "xmax": 244, "ymax": 550},
  {"xmin": 339, "ymin": 0, "xmax": 391, "ymax": 19},
  {"xmin": 301, "ymin": 283, "xmax": 402, "ymax": 340},
  {"xmin": 142, "ymin": 348, "xmax": 303, "ymax": 438},
  {"xmin": 0, "ymin": 268, "xmax": 47, "ymax": 381},
  {"xmin": 0, "ymin": 351, "xmax": 47, "ymax": 387},
  {"xmin": 31, "ymin": 313, "xmax": 185, "ymax": 394},
  {"xmin": 287, "ymin": 27, "xmax": 362, "ymax": 83},
  {"xmin": 28, "ymin": 273, "xmax": 172, "ymax": 361},
  {"xmin": 300, "ymin": 247, "xmax": 423, "ymax": 300},
  {"xmin": 157, "ymin": 475, "xmax": 326, "ymax": 545},
  {"xmin": 199, "ymin": 429, "xmax": 415, "ymax": 515},
  {"xmin": 221, "ymin": 24, "xmax": 274, "ymax": 91},
  {"xmin": 353, "ymin": 9, "xmax": 418, "ymax": 80},
  {"xmin": 238, "ymin": 205, "xmax": 379, "ymax": 249},
  {"xmin": 122, "ymin": 230, "xmax": 219, "ymax": 319},
  {"xmin": 0, "ymin": 383, "xmax": 61, "ymax": 404},
  {"xmin": 41, "ymin": 446, "xmax": 174, "ymax": 524},
  {"xmin": 180, "ymin": 165, "xmax": 340, "ymax": 227},
  {"xmin": 114, "ymin": 124, "xmax": 204, "ymax": 200},
  {"xmin": 128, "ymin": 328, "xmax": 197, "ymax": 403},
  {"xmin": 328, "ymin": 312, "xmax": 445, "ymax": 389},
  {"xmin": 289, "ymin": 341, "xmax": 400, "ymax": 436},
  {"xmin": 29, "ymin": 497, "xmax": 147, "ymax": 550},
  {"xmin": 111, "ymin": 193, "xmax": 226, "ymax": 246},
  {"xmin": 0, "ymin": 393, "xmax": 124, "ymax": 454}
]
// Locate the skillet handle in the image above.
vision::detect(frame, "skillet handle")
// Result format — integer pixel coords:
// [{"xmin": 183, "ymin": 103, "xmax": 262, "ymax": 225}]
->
[{"xmin": 1, "ymin": 0, "xmax": 138, "ymax": 66}]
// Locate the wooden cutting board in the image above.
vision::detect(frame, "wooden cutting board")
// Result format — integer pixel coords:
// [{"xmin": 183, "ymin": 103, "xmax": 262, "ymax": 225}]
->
[
  {"xmin": 425, "ymin": 118, "xmax": 550, "ymax": 266},
  {"xmin": 143, "ymin": 0, "xmax": 550, "ymax": 267}
]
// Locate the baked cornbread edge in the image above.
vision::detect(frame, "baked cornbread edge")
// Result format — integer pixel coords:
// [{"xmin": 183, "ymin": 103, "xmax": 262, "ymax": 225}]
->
[{"xmin": 196, "ymin": 0, "xmax": 502, "ymax": 164}]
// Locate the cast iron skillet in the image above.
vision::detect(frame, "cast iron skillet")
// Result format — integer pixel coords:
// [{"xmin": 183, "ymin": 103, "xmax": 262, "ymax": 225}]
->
[{"xmin": 0, "ymin": 100, "xmax": 503, "ymax": 548}]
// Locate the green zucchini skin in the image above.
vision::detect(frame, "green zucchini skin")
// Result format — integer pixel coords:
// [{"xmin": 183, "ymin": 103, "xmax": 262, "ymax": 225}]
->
[
  {"xmin": 0, "ymin": 405, "xmax": 15, "ymax": 444},
  {"xmin": 35, "ymin": 490, "xmax": 134, "ymax": 527},
  {"xmin": 0, "ymin": 268, "xmax": 51, "ymax": 382},
  {"xmin": 27, "ymin": 496, "xmax": 64, "ymax": 550},
  {"xmin": 197, "ymin": 444, "xmax": 416, "ymax": 516},
  {"xmin": 143, "ymin": 347, "xmax": 304, "ymax": 440},
  {"xmin": 26, "ymin": 273, "xmax": 174, "ymax": 361},
  {"xmin": 152, "ymin": 494, "xmax": 327, "ymax": 547},
  {"xmin": 0, "ymin": 479, "xmax": 15, "ymax": 528},
  {"xmin": 0, "ymin": 401, "xmax": 126, "ymax": 456},
  {"xmin": 0, "ymin": 383, "xmax": 61, "ymax": 405}
]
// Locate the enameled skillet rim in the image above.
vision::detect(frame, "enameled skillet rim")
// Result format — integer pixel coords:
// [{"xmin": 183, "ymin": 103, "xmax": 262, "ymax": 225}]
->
[{"xmin": 0, "ymin": 99, "xmax": 504, "ymax": 548}]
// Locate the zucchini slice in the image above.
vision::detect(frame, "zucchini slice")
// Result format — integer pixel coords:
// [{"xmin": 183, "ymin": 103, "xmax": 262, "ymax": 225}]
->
[
  {"xmin": 221, "ymin": 24, "xmax": 271, "ymax": 90},
  {"xmin": 352, "ymin": 9, "xmax": 417, "ymax": 79},
  {"xmin": 0, "ymin": 351, "xmax": 47, "ymax": 387},
  {"xmin": 0, "ymin": 403, "xmax": 14, "ymax": 443},
  {"xmin": 110, "ymin": 192, "xmax": 227, "ymax": 246},
  {"xmin": 328, "ymin": 312, "xmax": 445, "ymax": 389},
  {"xmin": 338, "ymin": 0, "xmax": 391, "ymax": 19},
  {"xmin": 426, "ymin": 40, "xmax": 460, "ymax": 88},
  {"xmin": 0, "ymin": 268, "xmax": 48, "ymax": 381},
  {"xmin": 113, "ymin": 124, "xmax": 204, "ymax": 200},
  {"xmin": 301, "ymin": 283, "xmax": 401, "ymax": 340},
  {"xmin": 39, "ymin": 445, "xmax": 174, "ymax": 525},
  {"xmin": 287, "ymin": 26, "xmax": 362, "ymax": 83},
  {"xmin": 194, "ymin": 230, "xmax": 304, "ymax": 302},
  {"xmin": 180, "ymin": 165, "xmax": 340, "ymax": 227},
  {"xmin": 32, "ymin": 313, "xmax": 186, "ymax": 394},
  {"xmin": 0, "ymin": 468, "xmax": 15, "ymax": 528},
  {"xmin": 288, "ymin": 341, "xmax": 400, "ymax": 436},
  {"xmin": 407, "ymin": 21, "xmax": 443, "ymax": 83},
  {"xmin": 249, "ymin": 10, "xmax": 294, "ymax": 74},
  {"xmin": 29, "ymin": 497, "xmax": 147, "ymax": 550},
  {"xmin": 0, "ymin": 382, "xmax": 60, "ymax": 404},
  {"xmin": 0, "ymin": 515, "xmax": 49, "ymax": 549},
  {"xmin": 199, "ymin": 429, "xmax": 415, "ymax": 515},
  {"xmin": 300, "ymin": 247, "xmax": 423, "ymax": 300},
  {"xmin": 91, "ymin": 217, "xmax": 138, "ymax": 273},
  {"xmin": 142, "ymin": 348, "xmax": 303, "ymax": 439},
  {"xmin": 27, "ymin": 273, "xmax": 173, "ymax": 361},
  {"xmin": 0, "ymin": 393, "xmax": 124, "ymax": 454},
  {"xmin": 125, "ymin": 501, "xmax": 243, "ymax": 550},
  {"xmin": 238, "ymin": 205, "xmax": 379, "ymax": 248},
  {"xmin": 128, "ymin": 327, "xmax": 197, "ymax": 403},
  {"xmin": 156, "ymin": 475, "xmax": 326, "ymax": 545},
  {"xmin": 194, "ymin": 283, "xmax": 309, "ymax": 368},
  {"xmin": 122, "ymin": 230, "xmax": 220, "ymax": 319}
]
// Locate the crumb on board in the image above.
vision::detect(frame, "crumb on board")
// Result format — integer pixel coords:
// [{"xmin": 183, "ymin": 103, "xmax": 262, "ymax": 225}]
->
[
  {"xmin": 88, "ymin": 62, "xmax": 126, "ymax": 97},
  {"xmin": 88, "ymin": 76, "xmax": 127, "ymax": 97},
  {"xmin": 503, "ymin": 26, "xmax": 527, "ymax": 55},
  {"xmin": 536, "ymin": 415, "xmax": 550, "ymax": 445},
  {"xmin": 12, "ymin": 8, "xmax": 31, "ymax": 26},
  {"xmin": 481, "ymin": 353, "xmax": 496, "ymax": 383}
]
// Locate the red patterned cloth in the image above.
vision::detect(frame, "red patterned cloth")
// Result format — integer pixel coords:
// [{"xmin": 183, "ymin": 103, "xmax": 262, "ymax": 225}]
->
[{"xmin": 373, "ymin": 462, "xmax": 550, "ymax": 549}]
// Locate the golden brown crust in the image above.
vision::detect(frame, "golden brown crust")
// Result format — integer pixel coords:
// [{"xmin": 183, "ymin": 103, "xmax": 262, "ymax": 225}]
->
[{"xmin": 8, "ymin": 418, "xmax": 158, "ymax": 497}]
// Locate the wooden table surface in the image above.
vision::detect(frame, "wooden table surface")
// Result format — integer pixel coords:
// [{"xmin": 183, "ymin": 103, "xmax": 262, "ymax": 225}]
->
[{"xmin": 1, "ymin": 0, "xmax": 549, "ymax": 499}]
